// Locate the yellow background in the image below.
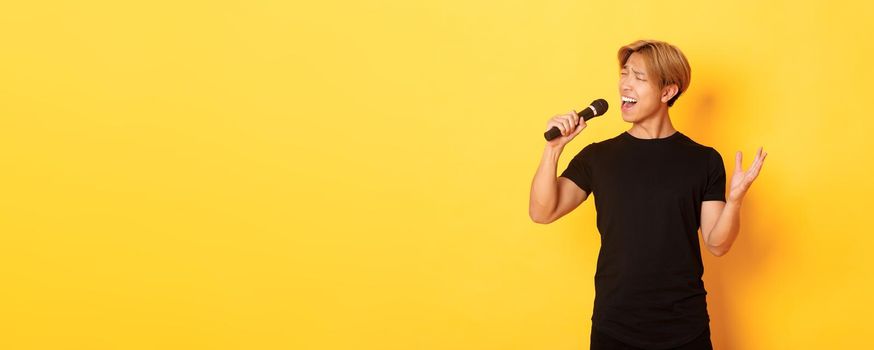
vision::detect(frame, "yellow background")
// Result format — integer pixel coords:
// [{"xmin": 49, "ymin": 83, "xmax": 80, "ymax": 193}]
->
[{"xmin": 1, "ymin": 1, "xmax": 872, "ymax": 349}]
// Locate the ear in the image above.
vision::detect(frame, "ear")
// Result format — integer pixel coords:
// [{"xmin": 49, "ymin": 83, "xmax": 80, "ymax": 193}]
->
[{"xmin": 661, "ymin": 84, "xmax": 679, "ymax": 104}]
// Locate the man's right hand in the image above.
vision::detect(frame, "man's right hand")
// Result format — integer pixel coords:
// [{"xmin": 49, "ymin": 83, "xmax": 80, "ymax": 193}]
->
[{"xmin": 546, "ymin": 109, "xmax": 587, "ymax": 149}]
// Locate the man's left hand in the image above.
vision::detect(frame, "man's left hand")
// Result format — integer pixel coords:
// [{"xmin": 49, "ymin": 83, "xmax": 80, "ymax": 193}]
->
[{"xmin": 728, "ymin": 146, "xmax": 768, "ymax": 204}]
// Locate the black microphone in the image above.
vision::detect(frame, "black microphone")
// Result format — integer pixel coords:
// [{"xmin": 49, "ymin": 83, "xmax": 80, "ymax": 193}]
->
[{"xmin": 543, "ymin": 99, "xmax": 609, "ymax": 141}]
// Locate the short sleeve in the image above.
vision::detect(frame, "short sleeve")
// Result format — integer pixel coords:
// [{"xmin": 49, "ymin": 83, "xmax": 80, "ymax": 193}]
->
[
  {"xmin": 703, "ymin": 148, "xmax": 726, "ymax": 202},
  {"xmin": 559, "ymin": 143, "xmax": 596, "ymax": 194}
]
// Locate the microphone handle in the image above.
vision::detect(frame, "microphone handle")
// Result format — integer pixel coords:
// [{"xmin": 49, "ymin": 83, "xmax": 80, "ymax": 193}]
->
[{"xmin": 543, "ymin": 105, "xmax": 601, "ymax": 141}]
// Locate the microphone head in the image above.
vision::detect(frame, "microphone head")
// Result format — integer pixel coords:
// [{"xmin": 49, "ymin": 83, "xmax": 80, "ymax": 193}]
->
[{"xmin": 591, "ymin": 99, "xmax": 608, "ymax": 116}]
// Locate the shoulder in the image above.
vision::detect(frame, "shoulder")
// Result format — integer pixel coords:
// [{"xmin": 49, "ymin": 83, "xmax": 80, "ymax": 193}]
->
[
  {"xmin": 677, "ymin": 132, "xmax": 721, "ymax": 156},
  {"xmin": 676, "ymin": 133, "xmax": 725, "ymax": 171},
  {"xmin": 585, "ymin": 132, "xmax": 624, "ymax": 150},
  {"xmin": 676, "ymin": 132, "xmax": 708, "ymax": 148},
  {"xmin": 571, "ymin": 138, "xmax": 604, "ymax": 157},
  {"xmin": 568, "ymin": 132, "xmax": 627, "ymax": 160}
]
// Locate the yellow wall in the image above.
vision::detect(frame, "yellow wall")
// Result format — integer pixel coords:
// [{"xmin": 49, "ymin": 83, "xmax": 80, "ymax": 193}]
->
[{"xmin": 1, "ymin": 1, "xmax": 872, "ymax": 349}]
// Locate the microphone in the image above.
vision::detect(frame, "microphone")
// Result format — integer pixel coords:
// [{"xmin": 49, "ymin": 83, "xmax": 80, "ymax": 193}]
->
[{"xmin": 543, "ymin": 99, "xmax": 609, "ymax": 141}]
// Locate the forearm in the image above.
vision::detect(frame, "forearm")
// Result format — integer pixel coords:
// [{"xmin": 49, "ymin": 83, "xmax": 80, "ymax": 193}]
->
[
  {"xmin": 529, "ymin": 145, "xmax": 563, "ymax": 222},
  {"xmin": 706, "ymin": 200, "xmax": 743, "ymax": 255}
]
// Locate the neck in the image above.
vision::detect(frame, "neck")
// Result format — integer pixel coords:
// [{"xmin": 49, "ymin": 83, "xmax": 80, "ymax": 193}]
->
[{"xmin": 627, "ymin": 105, "xmax": 676, "ymax": 139}]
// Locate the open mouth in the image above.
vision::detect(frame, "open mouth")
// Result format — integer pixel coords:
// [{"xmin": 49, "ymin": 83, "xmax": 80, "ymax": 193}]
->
[{"xmin": 621, "ymin": 96, "xmax": 637, "ymax": 111}]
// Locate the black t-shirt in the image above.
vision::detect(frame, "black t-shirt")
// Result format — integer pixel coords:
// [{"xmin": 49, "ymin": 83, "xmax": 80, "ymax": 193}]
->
[{"xmin": 560, "ymin": 130, "xmax": 726, "ymax": 349}]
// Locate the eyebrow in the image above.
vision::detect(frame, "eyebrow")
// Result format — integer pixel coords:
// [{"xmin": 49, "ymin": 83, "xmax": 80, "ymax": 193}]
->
[{"xmin": 622, "ymin": 64, "xmax": 646, "ymax": 75}]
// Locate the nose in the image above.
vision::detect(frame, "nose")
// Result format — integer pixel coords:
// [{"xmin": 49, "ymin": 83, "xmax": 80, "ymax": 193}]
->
[{"xmin": 619, "ymin": 75, "xmax": 632, "ymax": 93}]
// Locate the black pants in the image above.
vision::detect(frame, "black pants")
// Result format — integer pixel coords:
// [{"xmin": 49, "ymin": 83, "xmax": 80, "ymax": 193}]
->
[{"xmin": 590, "ymin": 325, "xmax": 713, "ymax": 350}]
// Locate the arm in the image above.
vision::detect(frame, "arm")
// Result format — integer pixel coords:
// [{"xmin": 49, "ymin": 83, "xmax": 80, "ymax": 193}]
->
[
  {"xmin": 700, "ymin": 200, "xmax": 739, "ymax": 257},
  {"xmin": 529, "ymin": 145, "xmax": 589, "ymax": 224},
  {"xmin": 700, "ymin": 146, "xmax": 768, "ymax": 257}
]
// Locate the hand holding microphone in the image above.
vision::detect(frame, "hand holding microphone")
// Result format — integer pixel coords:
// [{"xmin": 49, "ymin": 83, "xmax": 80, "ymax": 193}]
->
[{"xmin": 543, "ymin": 99, "xmax": 608, "ymax": 147}]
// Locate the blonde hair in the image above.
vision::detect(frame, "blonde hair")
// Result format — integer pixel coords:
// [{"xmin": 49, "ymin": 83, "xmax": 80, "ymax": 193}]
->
[{"xmin": 618, "ymin": 39, "xmax": 691, "ymax": 107}]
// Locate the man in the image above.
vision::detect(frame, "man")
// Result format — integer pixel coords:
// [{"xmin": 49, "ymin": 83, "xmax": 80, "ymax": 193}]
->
[{"xmin": 528, "ymin": 39, "xmax": 768, "ymax": 350}]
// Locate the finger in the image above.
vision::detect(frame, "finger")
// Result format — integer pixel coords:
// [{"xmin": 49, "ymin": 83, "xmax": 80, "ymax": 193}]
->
[
  {"xmin": 563, "ymin": 115, "xmax": 574, "ymax": 135},
  {"xmin": 748, "ymin": 153, "xmax": 767, "ymax": 180},
  {"xmin": 546, "ymin": 117, "xmax": 560, "ymax": 132},
  {"xmin": 752, "ymin": 152, "xmax": 768, "ymax": 175},
  {"xmin": 756, "ymin": 151, "xmax": 767, "ymax": 168},
  {"xmin": 553, "ymin": 117, "xmax": 563, "ymax": 135},
  {"xmin": 572, "ymin": 120, "xmax": 585, "ymax": 136},
  {"xmin": 747, "ymin": 163, "xmax": 762, "ymax": 183},
  {"xmin": 735, "ymin": 151, "xmax": 743, "ymax": 173},
  {"xmin": 749, "ymin": 150, "xmax": 761, "ymax": 171},
  {"xmin": 560, "ymin": 118, "xmax": 570, "ymax": 136},
  {"xmin": 546, "ymin": 120, "xmax": 558, "ymax": 133},
  {"xmin": 548, "ymin": 120, "xmax": 564, "ymax": 135},
  {"xmin": 753, "ymin": 146, "xmax": 766, "ymax": 168},
  {"xmin": 564, "ymin": 113, "xmax": 575, "ymax": 127},
  {"xmin": 555, "ymin": 121, "xmax": 566, "ymax": 135},
  {"xmin": 752, "ymin": 146, "xmax": 764, "ymax": 166},
  {"xmin": 749, "ymin": 162, "xmax": 761, "ymax": 178},
  {"xmin": 750, "ymin": 145, "xmax": 764, "ymax": 165},
  {"xmin": 742, "ymin": 165, "xmax": 756, "ymax": 183},
  {"xmin": 571, "ymin": 110, "xmax": 579, "ymax": 127}
]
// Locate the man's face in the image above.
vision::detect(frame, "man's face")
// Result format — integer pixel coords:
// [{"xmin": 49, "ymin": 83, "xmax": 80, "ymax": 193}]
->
[{"xmin": 618, "ymin": 52, "xmax": 662, "ymax": 122}]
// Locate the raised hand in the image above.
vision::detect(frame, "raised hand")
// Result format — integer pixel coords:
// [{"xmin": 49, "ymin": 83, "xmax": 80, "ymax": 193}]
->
[
  {"xmin": 545, "ymin": 110, "xmax": 586, "ymax": 149},
  {"xmin": 728, "ymin": 146, "xmax": 768, "ymax": 204}
]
